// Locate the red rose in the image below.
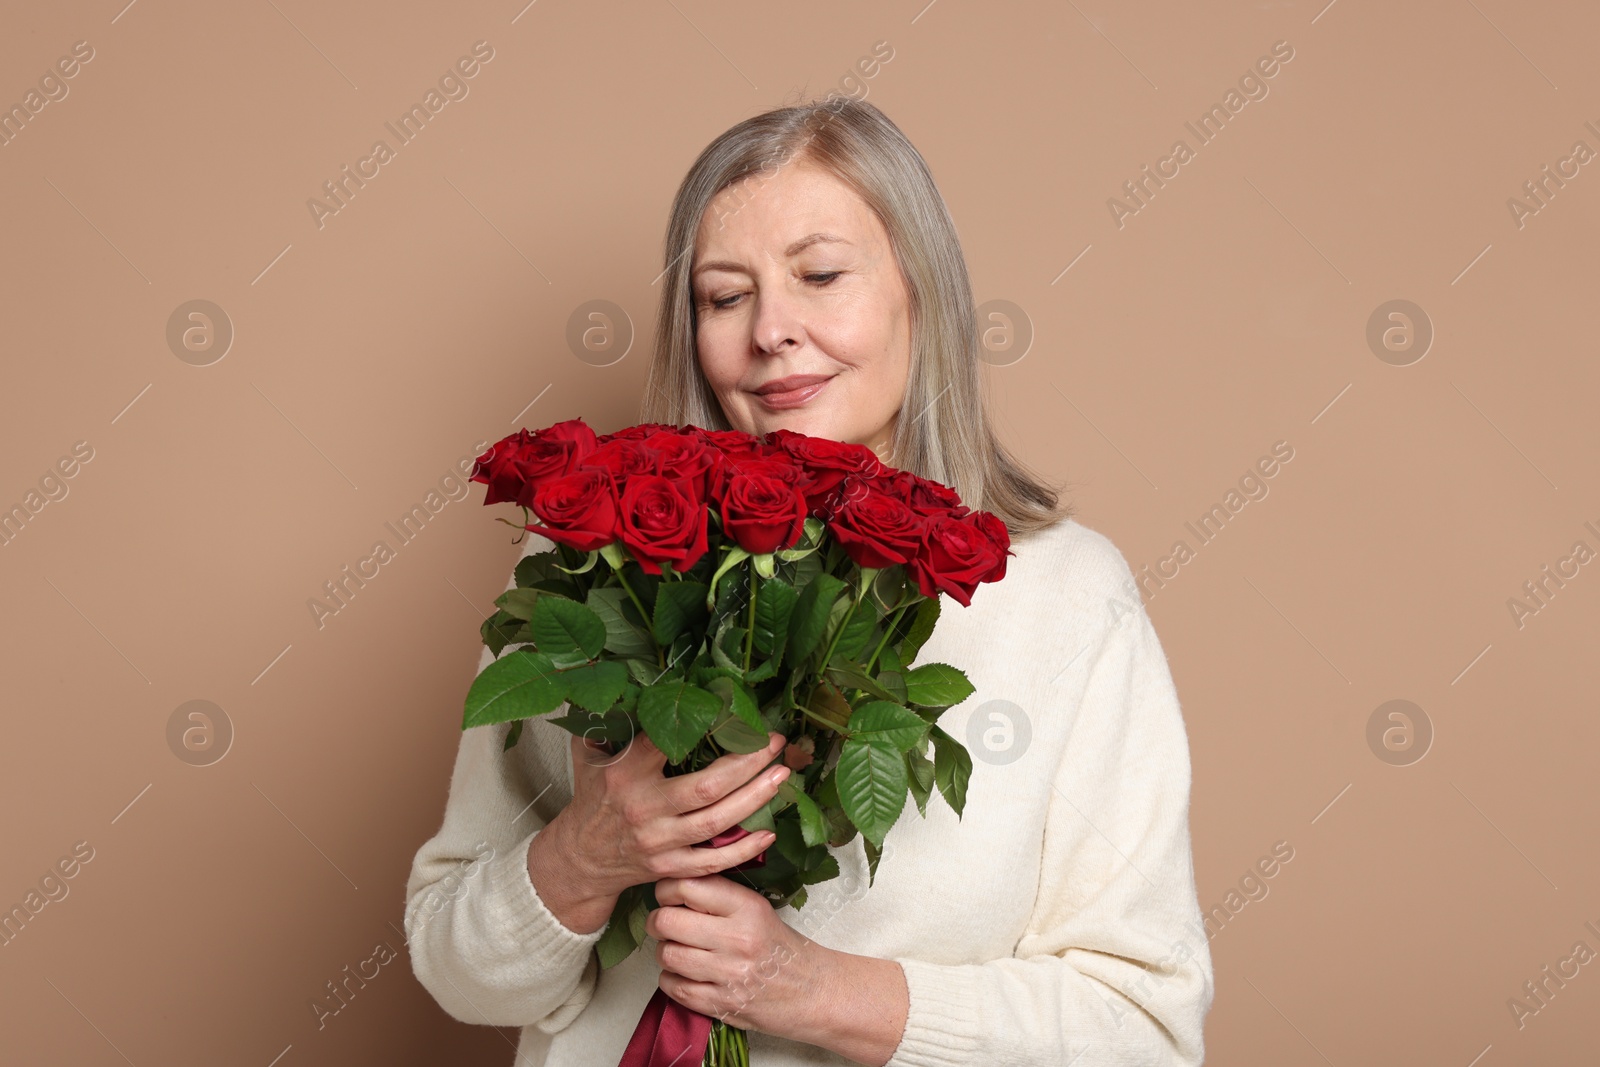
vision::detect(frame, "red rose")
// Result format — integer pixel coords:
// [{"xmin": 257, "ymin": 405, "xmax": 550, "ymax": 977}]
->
[
  {"xmin": 907, "ymin": 512, "xmax": 1007, "ymax": 606},
  {"xmin": 470, "ymin": 429, "xmax": 538, "ymax": 506},
  {"xmin": 599, "ymin": 422, "xmax": 679, "ymax": 442},
  {"xmin": 646, "ymin": 430, "xmax": 719, "ymax": 500},
  {"xmin": 618, "ymin": 474, "xmax": 709, "ymax": 575},
  {"xmin": 528, "ymin": 468, "xmax": 621, "ymax": 552},
  {"xmin": 908, "ymin": 476, "xmax": 969, "ymax": 518},
  {"xmin": 870, "ymin": 468, "xmax": 918, "ymax": 503},
  {"xmin": 827, "ymin": 485, "xmax": 927, "ymax": 569},
  {"xmin": 471, "ymin": 419, "xmax": 599, "ymax": 507},
  {"xmin": 709, "ymin": 452, "xmax": 804, "ymax": 504},
  {"xmin": 687, "ymin": 425, "xmax": 765, "ymax": 456},
  {"xmin": 967, "ymin": 511, "xmax": 1013, "ymax": 582},
  {"xmin": 761, "ymin": 425, "xmax": 889, "ymax": 518},
  {"xmin": 721, "ymin": 470, "xmax": 807, "ymax": 554},
  {"xmin": 579, "ymin": 438, "xmax": 658, "ymax": 493}
]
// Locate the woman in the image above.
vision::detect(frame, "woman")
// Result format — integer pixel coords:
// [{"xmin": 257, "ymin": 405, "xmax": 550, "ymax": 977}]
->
[{"xmin": 406, "ymin": 97, "xmax": 1213, "ymax": 1066}]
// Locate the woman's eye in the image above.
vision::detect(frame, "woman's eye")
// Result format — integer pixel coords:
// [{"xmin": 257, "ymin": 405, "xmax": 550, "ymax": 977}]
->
[{"xmin": 708, "ymin": 273, "xmax": 839, "ymax": 310}]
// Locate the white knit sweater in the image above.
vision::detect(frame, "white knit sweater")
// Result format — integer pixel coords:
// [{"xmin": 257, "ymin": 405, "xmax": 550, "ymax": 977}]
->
[{"xmin": 404, "ymin": 516, "xmax": 1214, "ymax": 1065}]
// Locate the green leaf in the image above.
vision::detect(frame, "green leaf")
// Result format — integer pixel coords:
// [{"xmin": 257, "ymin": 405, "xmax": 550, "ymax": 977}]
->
[
  {"xmin": 824, "ymin": 663, "xmax": 897, "ymax": 703},
  {"xmin": 626, "ymin": 894, "xmax": 649, "ymax": 945},
  {"xmin": 752, "ymin": 577, "xmax": 797, "ymax": 658},
  {"xmin": 875, "ymin": 669, "xmax": 907, "ymax": 704},
  {"xmin": 480, "ymin": 610, "xmax": 525, "ymax": 658},
  {"xmin": 792, "ymin": 791, "xmax": 828, "ymax": 848},
  {"xmin": 706, "ymin": 677, "xmax": 767, "ymax": 753},
  {"xmin": 586, "ymin": 587, "xmax": 653, "ymax": 657},
  {"xmin": 787, "ymin": 573, "xmax": 847, "ymax": 668},
  {"xmin": 515, "ymin": 550, "xmax": 570, "ymax": 589},
  {"xmin": 930, "ymin": 724, "xmax": 972, "ymax": 818},
  {"xmin": 836, "ymin": 737, "xmax": 908, "ymax": 848},
  {"xmin": 711, "ymin": 617, "xmax": 745, "ymax": 672},
  {"xmin": 847, "ymin": 700, "xmax": 928, "ymax": 752},
  {"xmin": 785, "ymin": 542, "xmax": 825, "ymax": 590},
  {"xmin": 495, "ymin": 587, "xmax": 544, "ymax": 621},
  {"xmin": 636, "ymin": 680, "xmax": 721, "ymax": 762},
  {"xmin": 905, "ymin": 744, "xmax": 935, "ymax": 817},
  {"xmin": 833, "ymin": 597, "xmax": 880, "ymax": 660},
  {"xmin": 711, "ymin": 712, "xmax": 770, "ymax": 753},
  {"xmin": 705, "ymin": 676, "xmax": 764, "ymax": 731},
  {"xmin": 863, "ymin": 835, "xmax": 883, "ymax": 887},
  {"xmin": 824, "ymin": 803, "xmax": 858, "ymax": 848},
  {"xmin": 738, "ymin": 799, "xmax": 777, "ymax": 833},
  {"xmin": 904, "ymin": 663, "xmax": 975, "ymax": 708},
  {"xmin": 596, "ymin": 886, "xmax": 643, "ymax": 969},
  {"xmin": 707, "ymin": 545, "xmax": 751, "ymax": 611},
  {"xmin": 463, "ymin": 650, "xmax": 567, "ymax": 729},
  {"xmin": 877, "ymin": 641, "xmax": 905, "ymax": 675},
  {"xmin": 623, "ymin": 656, "xmax": 661, "ymax": 687},
  {"xmin": 547, "ymin": 705, "xmax": 636, "ymax": 749},
  {"xmin": 899, "ymin": 595, "xmax": 940, "ymax": 663},
  {"xmin": 798, "ymin": 851, "xmax": 842, "ymax": 886},
  {"xmin": 503, "ymin": 719, "xmax": 524, "ymax": 750},
  {"xmin": 653, "ymin": 580, "xmax": 710, "ymax": 646},
  {"xmin": 817, "ymin": 592, "xmax": 855, "ymax": 662},
  {"xmin": 870, "ymin": 566, "xmax": 908, "ymax": 613},
  {"xmin": 559, "ymin": 660, "xmax": 629, "ymax": 712},
  {"xmin": 529, "ymin": 597, "xmax": 606, "ymax": 667},
  {"xmin": 807, "ymin": 680, "xmax": 853, "ymax": 731}
]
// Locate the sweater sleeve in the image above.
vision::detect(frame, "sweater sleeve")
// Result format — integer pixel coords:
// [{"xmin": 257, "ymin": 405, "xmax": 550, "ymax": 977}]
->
[
  {"xmin": 885, "ymin": 597, "xmax": 1214, "ymax": 1067},
  {"xmin": 403, "ymin": 539, "xmax": 607, "ymax": 1032}
]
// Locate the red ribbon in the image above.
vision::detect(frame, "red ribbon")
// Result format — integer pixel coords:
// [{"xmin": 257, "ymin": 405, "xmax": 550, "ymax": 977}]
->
[{"xmin": 616, "ymin": 825, "xmax": 768, "ymax": 1067}]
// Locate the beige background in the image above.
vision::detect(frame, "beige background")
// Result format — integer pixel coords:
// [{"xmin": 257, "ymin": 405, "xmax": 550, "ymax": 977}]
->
[{"xmin": 2, "ymin": 0, "xmax": 1597, "ymax": 1063}]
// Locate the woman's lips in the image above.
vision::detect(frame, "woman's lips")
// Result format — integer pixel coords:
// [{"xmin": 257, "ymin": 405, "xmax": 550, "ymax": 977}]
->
[{"xmin": 753, "ymin": 375, "xmax": 834, "ymax": 410}]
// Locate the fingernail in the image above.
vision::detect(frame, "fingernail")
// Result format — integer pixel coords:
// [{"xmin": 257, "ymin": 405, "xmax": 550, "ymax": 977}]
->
[{"xmin": 768, "ymin": 766, "xmax": 790, "ymax": 786}]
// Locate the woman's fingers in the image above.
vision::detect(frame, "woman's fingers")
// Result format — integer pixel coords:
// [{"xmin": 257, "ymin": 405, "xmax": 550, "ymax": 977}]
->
[
  {"xmin": 670, "ymin": 761, "xmax": 790, "ymax": 851},
  {"xmin": 663, "ymin": 818, "xmax": 778, "ymax": 879},
  {"xmin": 672, "ymin": 835, "xmax": 771, "ymax": 880},
  {"xmin": 659, "ymin": 732, "xmax": 785, "ymax": 814}
]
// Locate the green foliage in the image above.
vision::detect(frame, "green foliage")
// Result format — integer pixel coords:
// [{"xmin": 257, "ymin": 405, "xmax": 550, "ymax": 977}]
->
[
  {"xmin": 463, "ymin": 650, "xmax": 567, "ymax": 729},
  {"xmin": 637, "ymin": 679, "xmax": 722, "ymax": 762},
  {"xmin": 466, "ymin": 509, "xmax": 991, "ymax": 974},
  {"xmin": 904, "ymin": 663, "xmax": 975, "ymax": 708},
  {"xmin": 480, "ymin": 610, "xmax": 526, "ymax": 658},
  {"xmin": 528, "ymin": 597, "xmax": 606, "ymax": 668},
  {"xmin": 836, "ymin": 736, "xmax": 908, "ymax": 848},
  {"xmin": 752, "ymin": 577, "xmax": 797, "ymax": 659},
  {"xmin": 653, "ymin": 580, "xmax": 710, "ymax": 646},
  {"xmin": 787, "ymin": 573, "xmax": 847, "ymax": 668},
  {"xmin": 930, "ymin": 723, "xmax": 972, "ymax": 817},
  {"xmin": 847, "ymin": 700, "xmax": 929, "ymax": 751},
  {"xmin": 559, "ymin": 661, "xmax": 629, "ymax": 713},
  {"xmin": 900, "ymin": 595, "xmax": 940, "ymax": 663}
]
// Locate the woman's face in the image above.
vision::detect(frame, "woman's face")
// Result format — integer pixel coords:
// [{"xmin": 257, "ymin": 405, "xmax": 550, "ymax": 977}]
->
[{"xmin": 690, "ymin": 159, "xmax": 912, "ymax": 461}]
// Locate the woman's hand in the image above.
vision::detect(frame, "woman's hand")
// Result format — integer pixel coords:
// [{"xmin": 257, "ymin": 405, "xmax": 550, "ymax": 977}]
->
[
  {"xmin": 648, "ymin": 875, "xmax": 910, "ymax": 1067},
  {"xmin": 527, "ymin": 730, "xmax": 791, "ymax": 934},
  {"xmin": 647, "ymin": 874, "xmax": 815, "ymax": 1035}
]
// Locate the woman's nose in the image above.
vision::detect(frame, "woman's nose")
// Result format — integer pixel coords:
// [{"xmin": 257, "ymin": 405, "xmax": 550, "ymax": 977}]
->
[{"xmin": 748, "ymin": 284, "xmax": 805, "ymax": 355}]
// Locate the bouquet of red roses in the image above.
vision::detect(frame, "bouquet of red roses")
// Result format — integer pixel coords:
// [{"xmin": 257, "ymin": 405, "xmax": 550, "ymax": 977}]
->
[{"xmin": 462, "ymin": 417, "xmax": 1010, "ymax": 1066}]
